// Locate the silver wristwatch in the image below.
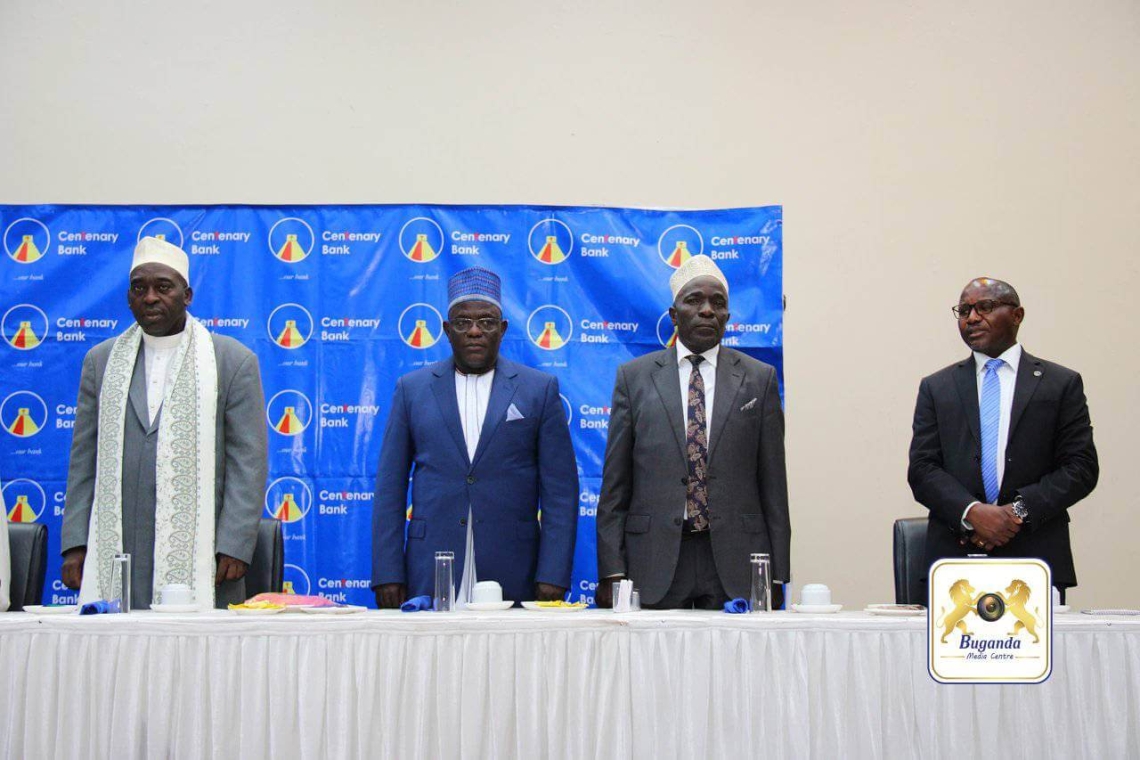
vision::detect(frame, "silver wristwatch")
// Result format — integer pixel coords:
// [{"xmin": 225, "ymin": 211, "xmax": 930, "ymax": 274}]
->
[{"xmin": 1011, "ymin": 496, "xmax": 1029, "ymax": 522}]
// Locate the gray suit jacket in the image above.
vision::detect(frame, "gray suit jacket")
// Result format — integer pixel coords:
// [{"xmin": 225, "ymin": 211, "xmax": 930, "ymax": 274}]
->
[
  {"xmin": 61, "ymin": 331, "xmax": 268, "ymax": 607},
  {"xmin": 596, "ymin": 345, "xmax": 790, "ymax": 604}
]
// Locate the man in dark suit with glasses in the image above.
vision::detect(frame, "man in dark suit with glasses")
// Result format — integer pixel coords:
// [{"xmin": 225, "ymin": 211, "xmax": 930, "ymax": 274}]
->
[{"xmin": 908, "ymin": 277, "xmax": 1098, "ymax": 602}]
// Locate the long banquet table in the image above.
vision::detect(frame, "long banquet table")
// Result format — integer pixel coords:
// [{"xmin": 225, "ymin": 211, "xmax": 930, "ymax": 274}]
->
[{"xmin": 1, "ymin": 609, "xmax": 1137, "ymax": 759}]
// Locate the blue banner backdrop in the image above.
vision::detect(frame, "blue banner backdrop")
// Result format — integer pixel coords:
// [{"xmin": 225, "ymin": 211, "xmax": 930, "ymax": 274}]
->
[{"xmin": 0, "ymin": 204, "xmax": 782, "ymax": 607}]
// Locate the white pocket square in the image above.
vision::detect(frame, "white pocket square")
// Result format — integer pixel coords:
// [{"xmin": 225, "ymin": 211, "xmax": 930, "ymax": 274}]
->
[
  {"xmin": 740, "ymin": 398, "xmax": 758, "ymax": 412},
  {"xmin": 506, "ymin": 403, "xmax": 525, "ymax": 421}
]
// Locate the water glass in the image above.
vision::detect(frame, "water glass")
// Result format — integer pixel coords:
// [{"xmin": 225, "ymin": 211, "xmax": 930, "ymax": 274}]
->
[
  {"xmin": 434, "ymin": 551, "xmax": 454, "ymax": 612},
  {"xmin": 111, "ymin": 553, "xmax": 132, "ymax": 613},
  {"xmin": 749, "ymin": 553, "xmax": 771, "ymax": 613}
]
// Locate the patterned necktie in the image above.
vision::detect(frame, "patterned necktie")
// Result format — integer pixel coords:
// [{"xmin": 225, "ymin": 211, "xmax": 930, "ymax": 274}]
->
[
  {"xmin": 684, "ymin": 355, "xmax": 710, "ymax": 532},
  {"xmin": 980, "ymin": 358, "xmax": 1004, "ymax": 504}
]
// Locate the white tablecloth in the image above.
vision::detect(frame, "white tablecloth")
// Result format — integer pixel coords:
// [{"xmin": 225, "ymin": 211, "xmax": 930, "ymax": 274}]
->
[{"xmin": 1, "ymin": 610, "xmax": 1137, "ymax": 759}]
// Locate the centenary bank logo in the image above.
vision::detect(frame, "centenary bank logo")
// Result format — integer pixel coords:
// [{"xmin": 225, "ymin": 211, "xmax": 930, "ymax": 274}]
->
[
  {"xmin": 560, "ymin": 393, "xmax": 573, "ymax": 426},
  {"xmin": 2, "ymin": 304, "xmax": 49, "ymax": 350},
  {"xmin": 137, "ymin": 217, "xmax": 185, "ymax": 249},
  {"xmin": 1, "ymin": 391, "xmax": 48, "ymax": 438},
  {"xmin": 266, "ymin": 389, "xmax": 314, "ymax": 436},
  {"xmin": 527, "ymin": 305, "xmax": 573, "ymax": 350},
  {"xmin": 264, "ymin": 477, "xmax": 313, "ymax": 523},
  {"xmin": 657, "ymin": 224, "xmax": 704, "ymax": 269},
  {"xmin": 928, "ymin": 558, "xmax": 1052, "ymax": 684},
  {"xmin": 283, "ymin": 563, "xmax": 312, "ymax": 595},
  {"xmin": 267, "ymin": 304, "xmax": 314, "ymax": 349},
  {"xmin": 2, "ymin": 478, "xmax": 46, "ymax": 522},
  {"xmin": 3, "ymin": 218, "xmax": 50, "ymax": 264},
  {"xmin": 268, "ymin": 217, "xmax": 315, "ymax": 263},
  {"xmin": 656, "ymin": 310, "xmax": 678, "ymax": 348},
  {"xmin": 398, "ymin": 303, "xmax": 443, "ymax": 349},
  {"xmin": 399, "ymin": 217, "xmax": 444, "ymax": 263},
  {"xmin": 528, "ymin": 218, "xmax": 574, "ymax": 265}
]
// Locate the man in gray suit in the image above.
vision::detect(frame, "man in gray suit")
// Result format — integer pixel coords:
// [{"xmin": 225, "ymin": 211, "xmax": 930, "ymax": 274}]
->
[
  {"xmin": 61, "ymin": 237, "xmax": 267, "ymax": 608},
  {"xmin": 596, "ymin": 255, "xmax": 790, "ymax": 609}
]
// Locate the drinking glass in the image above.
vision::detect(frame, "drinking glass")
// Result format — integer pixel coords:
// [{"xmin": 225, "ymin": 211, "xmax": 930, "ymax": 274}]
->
[
  {"xmin": 434, "ymin": 551, "xmax": 454, "ymax": 612},
  {"xmin": 749, "ymin": 553, "xmax": 771, "ymax": 613},
  {"xmin": 111, "ymin": 553, "xmax": 132, "ymax": 613}
]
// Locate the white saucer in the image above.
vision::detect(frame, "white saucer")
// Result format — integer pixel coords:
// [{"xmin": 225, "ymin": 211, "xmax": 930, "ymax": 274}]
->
[
  {"xmin": 521, "ymin": 601, "xmax": 587, "ymax": 612},
  {"xmin": 229, "ymin": 606, "xmax": 285, "ymax": 615},
  {"xmin": 22, "ymin": 605, "xmax": 78, "ymax": 615},
  {"xmin": 299, "ymin": 604, "xmax": 367, "ymax": 614},
  {"xmin": 1054, "ymin": 605, "xmax": 1071, "ymax": 614},
  {"xmin": 792, "ymin": 603, "xmax": 843, "ymax": 614},
  {"xmin": 463, "ymin": 601, "xmax": 515, "ymax": 611},
  {"xmin": 150, "ymin": 603, "xmax": 201, "ymax": 613},
  {"xmin": 861, "ymin": 606, "xmax": 925, "ymax": 619}
]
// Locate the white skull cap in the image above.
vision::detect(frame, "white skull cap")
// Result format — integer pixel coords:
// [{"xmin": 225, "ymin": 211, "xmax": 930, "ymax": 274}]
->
[
  {"xmin": 131, "ymin": 236, "xmax": 189, "ymax": 282},
  {"xmin": 669, "ymin": 254, "xmax": 729, "ymax": 300}
]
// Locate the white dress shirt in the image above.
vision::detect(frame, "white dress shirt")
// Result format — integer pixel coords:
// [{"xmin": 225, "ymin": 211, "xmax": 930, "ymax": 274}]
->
[
  {"xmin": 454, "ymin": 368, "xmax": 495, "ymax": 605},
  {"xmin": 962, "ymin": 343, "xmax": 1022, "ymax": 527},
  {"xmin": 142, "ymin": 331, "xmax": 186, "ymax": 425}
]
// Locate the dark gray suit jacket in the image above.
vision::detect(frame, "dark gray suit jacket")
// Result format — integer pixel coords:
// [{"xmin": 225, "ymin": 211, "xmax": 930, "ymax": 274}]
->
[
  {"xmin": 61, "ymin": 332, "xmax": 268, "ymax": 607},
  {"xmin": 596, "ymin": 345, "xmax": 790, "ymax": 604}
]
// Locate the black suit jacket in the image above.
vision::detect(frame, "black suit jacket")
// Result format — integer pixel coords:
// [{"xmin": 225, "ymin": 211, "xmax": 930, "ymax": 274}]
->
[{"xmin": 907, "ymin": 349, "xmax": 1098, "ymax": 586}]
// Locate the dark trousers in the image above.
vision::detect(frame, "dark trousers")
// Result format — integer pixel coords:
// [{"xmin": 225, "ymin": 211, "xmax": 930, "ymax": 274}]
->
[{"xmin": 645, "ymin": 532, "xmax": 729, "ymax": 610}]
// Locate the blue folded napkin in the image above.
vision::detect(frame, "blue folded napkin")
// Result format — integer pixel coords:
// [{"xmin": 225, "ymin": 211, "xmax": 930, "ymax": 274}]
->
[
  {"xmin": 80, "ymin": 600, "xmax": 122, "ymax": 615},
  {"xmin": 400, "ymin": 595, "xmax": 433, "ymax": 612},
  {"xmin": 724, "ymin": 598, "xmax": 751, "ymax": 614}
]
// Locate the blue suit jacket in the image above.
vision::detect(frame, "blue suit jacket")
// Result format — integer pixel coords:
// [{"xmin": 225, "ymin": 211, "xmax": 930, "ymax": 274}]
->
[{"xmin": 372, "ymin": 356, "xmax": 579, "ymax": 603}]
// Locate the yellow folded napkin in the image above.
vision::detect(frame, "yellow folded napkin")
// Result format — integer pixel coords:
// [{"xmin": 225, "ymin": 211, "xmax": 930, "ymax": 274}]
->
[
  {"xmin": 228, "ymin": 601, "xmax": 286, "ymax": 611},
  {"xmin": 533, "ymin": 601, "xmax": 587, "ymax": 608}
]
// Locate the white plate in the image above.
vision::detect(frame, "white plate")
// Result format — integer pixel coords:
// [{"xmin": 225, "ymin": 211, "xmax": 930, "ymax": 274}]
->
[
  {"xmin": 791, "ymin": 603, "xmax": 843, "ymax": 614},
  {"xmin": 22, "ymin": 605, "xmax": 78, "ymax": 615},
  {"xmin": 1054, "ymin": 605, "xmax": 1071, "ymax": 614},
  {"xmin": 864, "ymin": 605, "xmax": 925, "ymax": 617},
  {"xmin": 521, "ymin": 601, "xmax": 587, "ymax": 613},
  {"xmin": 150, "ymin": 603, "xmax": 202, "ymax": 613},
  {"xmin": 229, "ymin": 606, "xmax": 285, "ymax": 616},
  {"xmin": 280, "ymin": 605, "xmax": 319, "ymax": 613},
  {"xmin": 299, "ymin": 604, "xmax": 367, "ymax": 614},
  {"xmin": 462, "ymin": 601, "xmax": 515, "ymax": 612}
]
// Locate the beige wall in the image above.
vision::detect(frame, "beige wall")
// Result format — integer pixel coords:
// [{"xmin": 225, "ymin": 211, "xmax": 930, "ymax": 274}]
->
[{"xmin": 2, "ymin": 1, "xmax": 1137, "ymax": 608}]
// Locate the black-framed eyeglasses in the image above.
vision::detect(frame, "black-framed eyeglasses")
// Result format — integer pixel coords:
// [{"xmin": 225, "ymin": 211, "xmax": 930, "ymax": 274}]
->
[
  {"xmin": 449, "ymin": 317, "xmax": 503, "ymax": 333},
  {"xmin": 951, "ymin": 300, "xmax": 1017, "ymax": 319}
]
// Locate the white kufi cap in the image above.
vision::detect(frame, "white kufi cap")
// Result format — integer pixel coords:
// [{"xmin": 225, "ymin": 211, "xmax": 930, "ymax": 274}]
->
[
  {"xmin": 132, "ymin": 236, "xmax": 189, "ymax": 282},
  {"xmin": 669, "ymin": 254, "xmax": 729, "ymax": 300}
]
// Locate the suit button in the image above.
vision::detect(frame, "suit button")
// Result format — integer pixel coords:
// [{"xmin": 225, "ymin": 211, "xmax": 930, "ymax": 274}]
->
[
  {"xmin": 466, "ymin": 476, "xmax": 475, "ymax": 484},
  {"xmin": 673, "ymin": 517, "xmax": 682, "ymax": 526},
  {"xmin": 460, "ymin": 518, "xmax": 467, "ymax": 526}
]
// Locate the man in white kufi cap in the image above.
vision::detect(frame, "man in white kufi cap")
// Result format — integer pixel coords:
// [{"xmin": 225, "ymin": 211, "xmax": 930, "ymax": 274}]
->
[
  {"xmin": 596, "ymin": 254, "xmax": 791, "ymax": 610},
  {"xmin": 60, "ymin": 236, "xmax": 268, "ymax": 610}
]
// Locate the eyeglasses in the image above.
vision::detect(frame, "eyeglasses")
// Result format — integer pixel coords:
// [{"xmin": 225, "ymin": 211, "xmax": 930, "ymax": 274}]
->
[
  {"xmin": 951, "ymin": 300, "xmax": 1017, "ymax": 319},
  {"xmin": 449, "ymin": 317, "xmax": 503, "ymax": 333}
]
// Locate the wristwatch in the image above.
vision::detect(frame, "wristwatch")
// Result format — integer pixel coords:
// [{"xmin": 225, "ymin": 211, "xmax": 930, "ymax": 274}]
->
[{"xmin": 1011, "ymin": 495, "xmax": 1029, "ymax": 522}]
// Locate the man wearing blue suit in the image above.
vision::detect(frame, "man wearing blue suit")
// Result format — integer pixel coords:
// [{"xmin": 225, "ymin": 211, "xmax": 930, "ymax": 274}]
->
[{"xmin": 372, "ymin": 267, "xmax": 579, "ymax": 607}]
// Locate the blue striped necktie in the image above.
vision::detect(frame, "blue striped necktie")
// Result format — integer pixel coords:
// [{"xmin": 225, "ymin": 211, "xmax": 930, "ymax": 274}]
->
[{"xmin": 980, "ymin": 358, "xmax": 1004, "ymax": 504}]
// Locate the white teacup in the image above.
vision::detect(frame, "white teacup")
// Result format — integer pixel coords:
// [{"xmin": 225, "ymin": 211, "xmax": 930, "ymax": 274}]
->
[
  {"xmin": 800, "ymin": 583, "xmax": 832, "ymax": 607},
  {"xmin": 161, "ymin": 584, "xmax": 194, "ymax": 606},
  {"xmin": 472, "ymin": 581, "xmax": 503, "ymax": 604}
]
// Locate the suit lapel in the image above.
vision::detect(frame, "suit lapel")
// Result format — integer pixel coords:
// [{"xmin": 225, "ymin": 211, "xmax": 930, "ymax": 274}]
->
[
  {"xmin": 128, "ymin": 345, "xmax": 151, "ymax": 432},
  {"xmin": 707, "ymin": 347, "xmax": 744, "ymax": 466},
  {"xmin": 471, "ymin": 360, "xmax": 518, "ymax": 469},
  {"xmin": 953, "ymin": 357, "xmax": 981, "ymax": 447},
  {"xmin": 431, "ymin": 360, "xmax": 471, "ymax": 468},
  {"xmin": 651, "ymin": 347, "xmax": 687, "ymax": 460},
  {"xmin": 1008, "ymin": 351, "xmax": 1043, "ymax": 440}
]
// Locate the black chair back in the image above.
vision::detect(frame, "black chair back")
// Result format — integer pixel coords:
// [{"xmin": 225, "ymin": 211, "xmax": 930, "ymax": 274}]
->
[
  {"xmin": 893, "ymin": 517, "xmax": 928, "ymax": 605},
  {"xmin": 7, "ymin": 522, "xmax": 48, "ymax": 611},
  {"xmin": 245, "ymin": 518, "xmax": 284, "ymax": 597}
]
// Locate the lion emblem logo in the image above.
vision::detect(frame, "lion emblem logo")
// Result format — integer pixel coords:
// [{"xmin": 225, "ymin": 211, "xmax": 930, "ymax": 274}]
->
[
  {"xmin": 1003, "ymin": 579, "xmax": 1043, "ymax": 643},
  {"xmin": 935, "ymin": 578, "xmax": 978, "ymax": 643}
]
